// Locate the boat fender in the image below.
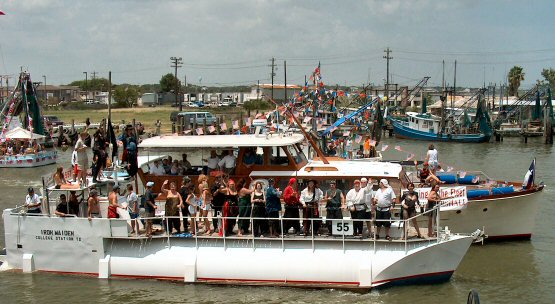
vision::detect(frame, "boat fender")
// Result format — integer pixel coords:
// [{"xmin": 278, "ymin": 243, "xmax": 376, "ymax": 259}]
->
[
  {"xmin": 491, "ymin": 186, "xmax": 514, "ymax": 195},
  {"xmin": 467, "ymin": 189, "xmax": 490, "ymax": 199},
  {"xmin": 437, "ymin": 174, "xmax": 457, "ymax": 184},
  {"xmin": 457, "ymin": 175, "xmax": 480, "ymax": 185}
]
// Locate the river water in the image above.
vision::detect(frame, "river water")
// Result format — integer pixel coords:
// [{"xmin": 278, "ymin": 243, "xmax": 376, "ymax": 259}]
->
[{"xmin": 1, "ymin": 136, "xmax": 554, "ymax": 303}]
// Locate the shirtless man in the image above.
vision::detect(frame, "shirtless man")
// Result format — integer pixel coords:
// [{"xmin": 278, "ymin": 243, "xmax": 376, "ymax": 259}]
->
[{"xmin": 87, "ymin": 189, "xmax": 100, "ymax": 220}]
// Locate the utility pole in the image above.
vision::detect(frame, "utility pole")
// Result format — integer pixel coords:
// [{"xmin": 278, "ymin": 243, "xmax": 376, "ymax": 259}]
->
[
  {"xmin": 83, "ymin": 72, "xmax": 88, "ymax": 102},
  {"xmin": 170, "ymin": 56, "xmax": 183, "ymax": 110},
  {"xmin": 284, "ymin": 61, "xmax": 287, "ymax": 104},
  {"xmin": 256, "ymin": 80, "xmax": 260, "ymax": 100},
  {"xmin": 43, "ymin": 75, "xmax": 47, "ymax": 103},
  {"xmin": 453, "ymin": 60, "xmax": 457, "ymax": 111},
  {"xmin": 108, "ymin": 71, "xmax": 112, "ymax": 121},
  {"xmin": 442, "ymin": 60, "xmax": 445, "ymax": 92},
  {"xmin": 383, "ymin": 47, "xmax": 392, "ymax": 104},
  {"xmin": 269, "ymin": 58, "xmax": 276, "ymax": 101}
]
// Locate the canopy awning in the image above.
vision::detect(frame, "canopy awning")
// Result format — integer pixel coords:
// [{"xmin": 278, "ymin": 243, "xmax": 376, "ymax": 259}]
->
[{"xmin": 2, "ymin": 127, "xmax": 46, "ymax": 140}]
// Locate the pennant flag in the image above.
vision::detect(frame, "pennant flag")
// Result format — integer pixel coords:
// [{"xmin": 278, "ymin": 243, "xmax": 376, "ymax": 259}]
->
[
  {"xmin": 342, "ymin": 130, "xmax": 350, "ymax": 137},
  {"xmin": 523, "ymin": 158, "xmax": 536, "ymax": 189},
  {"xmin": 196, "ymin": 128, "xmax": 204, "ymax": 135},
  {"xmin": 108, "ymin": 118, "xmax": 118, "ymax": 161},
  {"xmin": 232, "ymin": 120, "xmax": 239, "ymax": 129},
  {"xmin": 394, "ymin": 145, "xmax": 402, "ymax": 151},
  {"xmin": 381, "ymin": 144, "xmax": 389, "ymax": 152},
  {"xmin": 220, "ymin": 122, "xmax": 227, "ymax": 130},
  {"xmin": 355, "ymin": 134, "xmax": 362, "ymax": 143},
  {"xmin": 303, "ymin": 116, "xmax": 312, "ymax": 123},
  {"xmin": 208, "ymin": 125, "xmax": 216, "ymax": 133}
]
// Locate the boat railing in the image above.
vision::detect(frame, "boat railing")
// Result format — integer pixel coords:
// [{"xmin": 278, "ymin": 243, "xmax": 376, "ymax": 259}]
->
[{"xmin": 102, "ymin": 205, "xmax": 444, "ymax": 254}]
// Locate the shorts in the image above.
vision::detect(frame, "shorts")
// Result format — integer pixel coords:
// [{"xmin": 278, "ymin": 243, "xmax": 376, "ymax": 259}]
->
[
  {"xmin": 429, "ymin": 161, "xmax": 438, "ymax": 171},
  {"xmin": 375, "ymin": 210, "xmax": 391, "ymax": 227},
  {"xmin": 427, "ymin": 202, "xmax": 437, "ymax": 217},
  {"xmin": 363, "ymin": 211, "xmax": 372, "ymax": 219},
  {"xmin": 201, "ymin": 203, "xmax": 212, "ymax": 211},
  {"xmin": 73, "ymin": 164, "xmax": 79, "ymax": 175},
  {"xmin": 188, "ymin": 205, "xmax": 197, "ymax": 215},
  {"xmin": 130, "ymin": 213, "xmax": 139, "ymax": 219}
]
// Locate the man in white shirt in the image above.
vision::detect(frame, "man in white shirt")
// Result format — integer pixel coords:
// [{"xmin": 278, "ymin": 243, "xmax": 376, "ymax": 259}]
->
[
  {"xmin": 361, "ymin": 177, "xmax": 374, "ymax": 237},
  {"xmin": 74, "ymin": 132, "xmax": 89, "ymax": 185},
  {"xmin": 373, "ymin": 179, "xmax": 397, "ymax": 240},
  {"xmin": 218, "ymin": 149, "xmax": 236, "ymax": 175},
  {"xmin": 149, "ymin": 160, "xmax": 166, "ymax": 176},
  {"xmin": 203, "ymin": 150, "xmax": 220, "ymax": 175},
  {"xmin": 346, "ymin": 180, "xmax": 366, "ymax": 236},
  {"xmin": 25, "ymin": 187, "xmax": 42, "ymax": 214},
  {"xmin": 71, "ymin": 149, "xmax": 78, "ymax": 182},
  {"xmin": 425, "ymin": 144, "xmax": 439, "ymax": 175},
  {"xmin": 126, "ymin": 184, "xmax": 139, "ymax": 234}
]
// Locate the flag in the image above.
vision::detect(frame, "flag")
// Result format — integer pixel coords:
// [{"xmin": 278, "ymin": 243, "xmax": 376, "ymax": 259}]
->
[
  {"xmin": 183, "ymin": 129, "xmax": 192, "ymax": 134},
  {"xmin": 246, "ymin": 117, "xmax": 252, "ymax": 127},
  {"xmin": 196, "ymin": 128, "xmax": 204, "ymax": 135},
  {"xmin": 405, "ymin": 153, "xmax": 415, "ymax": 161},
  {"xmin": 459, "ymin": 171, "xmax": 466, "ymax": 178},
  {"xmin": 232, "ymin": 120, "xmax": 239, "ymax": 129},
  {"xmin": 208, "ymin": 125, "xmax": 216, "ymax": 133},
  {"xmin": 394, "ymin": 145, "xmax": 402, "ymax": 151},
  {"xmin": 220, "ymin": 122, "xmax": 227, "ymax": 130},
  {"xmin": 343, "ymin": 130, "xmax": 350, "ymax": 137},
  {"xmin": 523, "ymin": 158, "xmax": 536, "ymax": 189},
  {"xmin": 447, "ymin": 166, "xmax": 454, "ymax": 172},
  {"xmin": 370, "ymin": 139, "xmax": 376, "ymax": 146},
  {"xmin": 381, "ymin": 144, "xmax": 389, "ymax": 152},
  {"xmin": 303, "ymin": 116, "xmax": 312, "ymax": 123},
  {"xmin": 108, "ymin": 118, "xmax": 118, "ymax": 160},
  {"xmin": 355, "ymin": 134, "xmax": 362, "ymax": 143}
]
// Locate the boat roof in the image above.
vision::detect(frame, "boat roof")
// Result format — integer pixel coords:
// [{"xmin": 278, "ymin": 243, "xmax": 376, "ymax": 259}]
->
[
  {"xmin": 137, "ymin": 154, "xmax": 167, "ymax": 167},
  {"xmin": 139, "ymin": 133, "xmax": 305, "ymax": 149},
  {"xmin": 406, "ymin": 112, "xmax": 440, "ymax": 122},
  {"xmin": 250, "ymin": 160, "xmax": 403, "ymax": 179}
]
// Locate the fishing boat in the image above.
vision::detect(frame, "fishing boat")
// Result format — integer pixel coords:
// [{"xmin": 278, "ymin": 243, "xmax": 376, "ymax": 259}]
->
[
  {"xmin": 0, "ymin": 72, "xmax": 57, "ymax": 167},
  {"xmin": 389, "ymin": 93, "xmax": 493, "ymax": 143}
]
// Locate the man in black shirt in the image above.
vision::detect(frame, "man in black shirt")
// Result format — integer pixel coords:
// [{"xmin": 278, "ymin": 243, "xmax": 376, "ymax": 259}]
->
[
  {"xmin": 55, "ymin": 194, "xmax": 71, "ymax": 217},
  {"xmin": 144, "ymin": 181, "xmax": 158, "ymax": 237},
  {"xmin": 178, "ymin": 177, "xmax": 192, "ymax": 232},
  {"xmin": 211, "ymin": 179, "xmax": 227, "ymax": 232}
]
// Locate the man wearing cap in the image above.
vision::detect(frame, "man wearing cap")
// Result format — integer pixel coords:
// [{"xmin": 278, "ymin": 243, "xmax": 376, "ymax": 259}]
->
[
  {"xmin": 144, "ymin": 181, "xmax": 158, "ymax": 236},
  {"xmin": 87, "ymin": 189, "xmax": 101, "ymax": 220},
  {"xmin": 346, "ymin": 180, "xmax": 366, "ymax": 236},
  {"xmin": 25, "ymin": 187, "xmax": 42, "ymax": 214},
  {"xmin": 373, "ymin": 179, "xmax": 397, "ymax": 240},
  {"xmin": 361, "ymin": 177, "xmax": 375, "ymax": 237},
  {"xmin": 324, "ymin": 180, "xmax": 345, "ymax": 235}
]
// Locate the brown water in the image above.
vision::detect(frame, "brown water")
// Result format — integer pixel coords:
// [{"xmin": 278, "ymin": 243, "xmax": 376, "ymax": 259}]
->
[{"xmin": 1, "ymin": 137, "xmax": 554, "ymax": 303}]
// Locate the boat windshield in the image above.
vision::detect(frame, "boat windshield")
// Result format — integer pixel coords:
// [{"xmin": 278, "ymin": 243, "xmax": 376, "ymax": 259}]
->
[{"xmin": 287, "ymin": 144, "xmax": 307, "ymax": 164}]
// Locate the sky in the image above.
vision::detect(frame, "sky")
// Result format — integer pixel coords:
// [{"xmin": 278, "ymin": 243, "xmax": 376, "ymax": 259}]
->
[{"xmin": 1, "ymin": 0, "xmax": 555, "ymax": 89}]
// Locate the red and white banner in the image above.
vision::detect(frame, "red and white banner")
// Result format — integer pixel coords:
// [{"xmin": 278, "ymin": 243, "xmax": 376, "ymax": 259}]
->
[{"xmin": 415, "ymin": 186, "xmax": 468, "ymax": 211}]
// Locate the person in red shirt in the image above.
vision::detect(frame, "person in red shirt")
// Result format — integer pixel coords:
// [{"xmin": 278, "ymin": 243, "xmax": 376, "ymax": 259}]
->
[{"xmin": 283, "ymin": 178, "xmax": 301, "ymax": 234}]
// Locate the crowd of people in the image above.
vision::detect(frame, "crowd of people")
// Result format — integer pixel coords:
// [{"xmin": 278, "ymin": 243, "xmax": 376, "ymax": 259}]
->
[{"xmin": 0, "ymin": 139, "xmax": 44, "ymax": 156}]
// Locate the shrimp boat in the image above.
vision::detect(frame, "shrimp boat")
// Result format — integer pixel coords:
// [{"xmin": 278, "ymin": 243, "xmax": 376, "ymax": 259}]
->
[
  {"xmin": 0, "ymin": 72, "xmax": 57, "ymax": 167},
  {"xmin": 1, "ymin": 130, "xmax": 477, "ymax": 290}
]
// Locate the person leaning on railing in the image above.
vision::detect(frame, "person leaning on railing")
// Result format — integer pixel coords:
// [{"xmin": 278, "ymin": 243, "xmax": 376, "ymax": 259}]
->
[
  {"xmin": 427, "ymin": 183, "xmax": 441, "ymax": 237},
  {"xmin": 25, "ymin": 187, "xmax": 42, "ymax": 214}
]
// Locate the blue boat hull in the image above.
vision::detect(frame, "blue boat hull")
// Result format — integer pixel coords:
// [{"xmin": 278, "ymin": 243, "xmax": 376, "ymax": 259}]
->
[{"xmin": 391, "ymin": 119, "xmax": 490, "ymax": 143}]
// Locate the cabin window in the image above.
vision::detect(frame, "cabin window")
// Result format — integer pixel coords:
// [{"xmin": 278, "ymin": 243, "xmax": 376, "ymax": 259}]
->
[
  {"xmin": 422, "ymin": 121, "xmax": 428, "ymax": 129},
  {"xmin": 242, "ymin": 147, "xmax": 263, "ymax": 165},
  {"xmin": 288, "ymin": 144, "xmax": 307, "ymax": 164},
  {"xmin": 270, "ymin": 147, "xmax": 290, "ymax": 166}
]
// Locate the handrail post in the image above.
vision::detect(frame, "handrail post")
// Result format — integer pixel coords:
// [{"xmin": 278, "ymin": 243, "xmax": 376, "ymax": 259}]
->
[
  {"xmin": 311, "ymin": 218, "xmax": 314, "ymax": 252},
  {"xmin": 251, "ymin": 215, "xmax": 255, "ymax": 251},
  {"xmin": 280, "ymin": 213, "xmax": 284, "ymax": 252},
  {"xmin": 341, "ymin": 217, "xmax": 345, "ymax": 253}
]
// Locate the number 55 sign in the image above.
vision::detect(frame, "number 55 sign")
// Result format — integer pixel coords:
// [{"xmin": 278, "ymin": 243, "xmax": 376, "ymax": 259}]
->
[{"xmin": 332, "ymin": 220, "xmax": 354, "ymax": 236}]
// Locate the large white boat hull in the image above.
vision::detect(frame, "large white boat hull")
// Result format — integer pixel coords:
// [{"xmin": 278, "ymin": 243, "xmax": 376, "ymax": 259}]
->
[{"xmin": 2, "ymin": 210, "xmax": 473, "ymax": 289}]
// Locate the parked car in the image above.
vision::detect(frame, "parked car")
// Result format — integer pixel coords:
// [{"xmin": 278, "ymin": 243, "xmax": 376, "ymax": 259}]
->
[
  {"xmin": 194, "ymin": 101, "xmax": 205, "ymax": 108},
  {"xmin": 183, "ymin": 102, "xmax": 199, "ymax": 108},
  {"xmin": 170, "ymin": 111, "xmax": 217, "ymax": 125},
  {"xmin": 44, "ymin": 115, "xmax": 64, "ymax": 127}
]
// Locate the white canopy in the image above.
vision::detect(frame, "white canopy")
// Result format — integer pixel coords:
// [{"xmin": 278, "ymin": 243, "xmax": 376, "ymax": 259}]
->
[
  {"xmin": 2, "ymin": 127, "xmax": 46, "ymax": 140},
  {"xmin": 139, "ymin": 133, "xmax": 305, "ymax": 149}
]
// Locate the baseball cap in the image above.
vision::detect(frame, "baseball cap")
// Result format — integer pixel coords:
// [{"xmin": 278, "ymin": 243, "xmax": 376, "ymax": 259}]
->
[
  {"xmin": 329, "ymin": 180, "xmax": 336, "ymax": 184},
  {"xmin": 146, "ymin": 181, "xmax": 155, "ymax": 187},
  {"xmin": 360, "ymin": 178, "xmax": 368, "ymax": 183},
  {"xmin": 354, "ymin": 180, "xmax": 361, "ymax": 185},
  {"xmin": 27, "ymin": 187, "xmax": 34, "ymax": 193}
]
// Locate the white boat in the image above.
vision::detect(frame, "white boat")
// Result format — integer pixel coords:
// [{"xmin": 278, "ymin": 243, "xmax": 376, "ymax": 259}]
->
[
  {"xmin": 1, "ymin": 132, "xmax": 478, "ymax": 290},
  {"xmin": 0, "ymin": 127, "xmax": 57, "ymax": 168}
]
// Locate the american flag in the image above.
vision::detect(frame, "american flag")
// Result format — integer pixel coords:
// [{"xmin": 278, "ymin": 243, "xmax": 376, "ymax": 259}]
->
[
  {"xmin": 208, "ymin": 126, "xmax": 216, "ymax": 133},
  {"xmin": 370, "ymin": 139, "xmax": 376, "ymax": 146},
  {"xmin": 459, "ymin": 171, "xmax": 467, "ymax": 178},
  {"xmin": 405, "ymin": 153, "xmax": 415, "ymax": 161},
  {"xmin": 196, "ymin": 128, "xmax": 204, "ymax": 135},
  {"xmin": 303, "ymin": 116, "xmax": 312, "ymax": 123},
  {"xmin": 183, "ymin": 129, "xmax": 192, "ymax": 134},
  {"xmin": 232, "ymin": 120, "xmax": 239, "ymax": 129},
  {"xmin": 355, "ymin": 134, "xmax": 362, "ymax": 143},
  {"xmin": 394, "ymin": 145, "xmax": 402, "ymax": 151},
  {"xmin": 343, "ymin": 130, "xmax": 350, "ymax": 137},
  {"xmin": 220, "ymin": 122, "xmax": 227, "ymax": 130},
  {"xmin": 246, "ymin": 117, "xmax": 252, "ymax": 127},
  {"xmin": 381, "ymin": 144, "xmax": 389, "ymax": 152}
]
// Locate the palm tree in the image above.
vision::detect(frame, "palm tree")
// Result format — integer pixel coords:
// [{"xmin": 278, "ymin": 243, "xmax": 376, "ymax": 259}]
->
[{"xmin": 508, "ymin": 66, "xmax": 525, "ymax": 97}]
